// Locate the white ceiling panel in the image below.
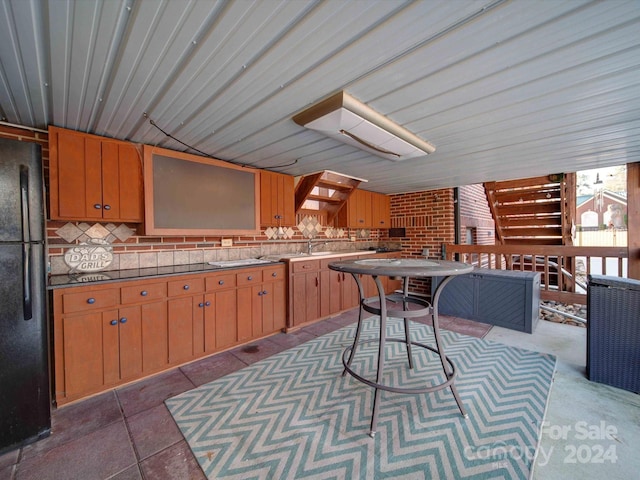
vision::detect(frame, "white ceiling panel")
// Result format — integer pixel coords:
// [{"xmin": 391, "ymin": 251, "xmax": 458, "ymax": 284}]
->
[{"xmin": 0, "ymin": 0, "xmax": 638, "ymax": 194}]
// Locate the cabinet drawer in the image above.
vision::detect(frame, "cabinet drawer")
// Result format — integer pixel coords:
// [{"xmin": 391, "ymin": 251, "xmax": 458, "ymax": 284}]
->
[
  {"xmin": 62, "ymin": 289, "xmax": 119, "ymax": 314},
  {"xmin": 206, "ymin": 273, "xmax": 236, "ymax": 291},
  {"xmin": 167, "ymin": 277, "xmax": 205, "ymax": 297},
  {"xmin": 121, "ymin": 282, "xmax": 167, "ymax": 304},
  {"xmin": 263, "ymin": 265, "xmax": 284, "ymax": 281},
  {"xmin": 237, "ymin": 268, "xmax": 262, "ymax": 286},
  {"xmin": 292, "ymin": 260, "xmax": 319, "ymax": 273}
]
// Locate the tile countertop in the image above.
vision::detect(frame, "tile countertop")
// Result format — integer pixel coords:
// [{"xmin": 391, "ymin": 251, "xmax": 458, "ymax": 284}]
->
[
  {"xmin": 47, "ymin": 259, "xmax": 284, "ymax": 289},
  {"xmin": 261, "ymin": 248, "xmax": 402, "ymax": 262},
  {"xmin": 47, "ymin": 249, "xmax": 402, "ymax": 289}
]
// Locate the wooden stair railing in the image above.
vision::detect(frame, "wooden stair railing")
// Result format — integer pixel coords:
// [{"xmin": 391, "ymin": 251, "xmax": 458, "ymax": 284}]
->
[{"xmin": 485, "ymin": 173, "xmax": 575, "ymax": 247}]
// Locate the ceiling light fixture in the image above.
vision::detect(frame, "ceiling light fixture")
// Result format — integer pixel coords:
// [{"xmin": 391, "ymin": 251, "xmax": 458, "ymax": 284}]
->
[{"xmin": 293, "ymin": 91, "xmax": 435, "ymax": 161}]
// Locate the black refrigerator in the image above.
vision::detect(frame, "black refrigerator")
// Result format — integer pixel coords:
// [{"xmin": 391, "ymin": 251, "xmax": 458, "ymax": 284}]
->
[{"xmin": 0, "ymin": 137, "xmax": 51, "ymax": 453}]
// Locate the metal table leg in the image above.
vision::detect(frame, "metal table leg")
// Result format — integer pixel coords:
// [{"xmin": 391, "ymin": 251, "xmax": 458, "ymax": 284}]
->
[{"xmin": 341, "ymin": 272, "xmax": 467, "ymax": 436}]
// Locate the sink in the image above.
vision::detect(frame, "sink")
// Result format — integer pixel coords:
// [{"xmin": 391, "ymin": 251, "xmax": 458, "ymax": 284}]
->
[{"xmin": 309, "ymin": 251, "xmax": 338, "ymax": 256}]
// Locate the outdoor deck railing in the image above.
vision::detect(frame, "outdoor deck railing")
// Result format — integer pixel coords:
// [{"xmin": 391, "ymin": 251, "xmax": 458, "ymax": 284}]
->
[{"xmin": 442, "ymin": 244, "xmax": 628, "ymax": 304}]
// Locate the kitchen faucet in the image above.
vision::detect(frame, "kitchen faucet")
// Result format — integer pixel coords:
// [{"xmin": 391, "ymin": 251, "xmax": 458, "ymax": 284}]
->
[{"xmin": 307, "ymin": 239, "xmax": 328, "ymax": 254}]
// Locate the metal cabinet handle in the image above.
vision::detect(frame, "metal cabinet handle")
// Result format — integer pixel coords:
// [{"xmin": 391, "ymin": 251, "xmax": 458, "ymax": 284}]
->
[
  {"xmin": 120, "ymin": 317, "xmax": 127, "ymax": 323},
  {"xmin": 110, "ymin": 319, "xmax": 117, "ymax": 326},
  {"xmin": 218, "ymin": 280, "xmax": 224, "ymax": 285},
  {"xmin": 141, "ymin": 290, "xmax": 148, "ymax": 296},
  {"xmin": 205, "ymin": 301, "xmax": 211, "ymax": 306},
  {"xmin": 103, "ymin": 204, "xmax": 111, "ymax": 210},
  {"xmin": 199, "ymin": 302, "xmax": 204, "ymax": 308},
  {"xmin": 262, "ymin": 290, "xmax": 268, "ymax": 295},
  {"xmin": 257, "ymin": 291, "xmax": 263, "ymax": 296},
  {"xmin": 272, "ymin": 272, "xmax": 277, "ymax": 277},
  {"xmin": 248, "ymin": 275, "xmax": 253, "ymax": 280},
  {"xmin": 93, "ymin": 204, "xmax": 102, "ymax": 209},
  {"xmin": 183, "ymin": 284, "xmax": 190, "ymax": 290},
  {"xmin": 87, "ymin": 297, "xmax": 95, "ymax": 304}
]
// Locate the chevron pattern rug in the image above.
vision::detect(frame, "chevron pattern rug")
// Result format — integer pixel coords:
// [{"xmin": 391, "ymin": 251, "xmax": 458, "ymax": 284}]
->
[{"xmin": 166, "ymin": 318, "xmax": 556, "ymax": 479}]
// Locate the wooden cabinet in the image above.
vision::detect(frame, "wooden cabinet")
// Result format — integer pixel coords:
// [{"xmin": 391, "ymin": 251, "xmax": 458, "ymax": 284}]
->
[
  {"xmin": 262, "ymin": 266, "xmax": 287, "ymax": 334},
  {"xmin": 237, "ymin": 265, "xmax": 286, "ymax": 339},
  {"xmin": 290, "ymin": 260, "xmax": 320, "ymax": 327},
  {"xmin": 55, "ymin": 286, "xmax": 145, "ymax": 402},
  {"xmin": 103, "ymin": 306, "xmax": 143, "ymax": 384},
  {"xmin": 288, "ymin": 252, "xmax": 402, "ymax": 328},
  {"xmin": 52, "ymin": 263, "xmax": 286, "ymax": 405},
  {"xmin": 320, "ymin": 257, "xmax": 360, "ymax": 316},
  {"xmin": 348, "ymin": 189, "xmax": 372, "ymax": 228},
  {"xmin": 260, "ymin": 170, "xmax": 295, "ymax": 226},
  {"xmin": 49, "ymin": 126, "xmax": 143, "ymax": 222},
  {"xmin": 320, "ymin": 267, "xmax": 342, "ymax": 317},
  {"xmin": 167, "ymin": 276, "xmax": 205, "ymax": 364},
  {"xmin": 372, "ymin": 193, "xmax": 391, "ymax": 228},
  {"xmin": 335, "ymin": 189, "xmax": 390, "ymax": 229},
  {"xmin": 204, "ymin": 273, "xmax": 237, "ymax": 351},
  {"xmin": 121, "ymin": 281, "xmax": 168, "ymax": 374}
]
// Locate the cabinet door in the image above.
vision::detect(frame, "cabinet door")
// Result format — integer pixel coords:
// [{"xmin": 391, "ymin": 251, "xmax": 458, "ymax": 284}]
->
[
  {"xmin": 236, "ymin": 285, "xmax": 256, "ymax": 342},
  {"xmin": 51, "ymin": 128, "xmax": 103, "ymax": 220},
  {"xmin": 341, "ymin": 271, "xmax": 360, "ymax": 309},
  {"xmin": 215, "ymin": 289, "xmax": 237, "ymax": 349},
  {"xmin": 259, "ymin": 283, "xmax": 273, "ymax": 334},
  {"xmin": 260, "ymin": 171, "xmax": 295, "ymax": 226},
  {"xmin": 168, "ymin": 296, "xmax": 195, "ymax": 364},
  {"xmin": 371, "ymin": 193, "xmax": 390, "ymax": 228},
  {"xmin": 320, "ymin": 268, "xmax": 342, "ymax": 317},
  {"xmin": 101, "ymin": 141, "xmax": 143, "ymax": 222},
  {"xmin": 339, "ymin": 189, "xmax": 373, "ymax": 228},
  {"xmin": 271, "ymin": 278, "xmax": 286, "ymax": 331},
  {"xmin": 49, "ymin": 126, "xmax": 143, "ymax": 222},
  {"xmin": 260, "ymin": 171, "xmax": 278, "ymax": 226},
  {"xmin": 112, "ymin": 306, "xmax": 142, "ymax": 383},
  {"xmin": 62, "ymin": 311, "xmax": 109, "ymax": 399},
  {"xmin": 141, "ymin": 300, "xmax": 169, "ymax": 372},
  {"xmin": 292, "ymin": 272, "xmax": 319, "ymax": 326},
  {"xmin": 260, "ymin": 278, "xmax": 287, "ymax": 334}
]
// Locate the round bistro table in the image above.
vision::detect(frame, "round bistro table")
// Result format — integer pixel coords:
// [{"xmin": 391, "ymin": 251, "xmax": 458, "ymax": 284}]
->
[{"xmin": 328, "ymin": 258, "xmax": 474, "ymax": 437}]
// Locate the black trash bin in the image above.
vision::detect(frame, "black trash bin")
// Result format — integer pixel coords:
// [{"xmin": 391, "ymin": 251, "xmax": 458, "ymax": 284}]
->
[{"xmin": 587, "ymin": 274, "xmax": 640, "ymax": 393}]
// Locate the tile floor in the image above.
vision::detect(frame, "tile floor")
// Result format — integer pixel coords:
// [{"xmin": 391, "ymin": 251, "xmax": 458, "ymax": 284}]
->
[{"xmin": 3, "ymin": 309, "xmax": 638, "ymax": 479}]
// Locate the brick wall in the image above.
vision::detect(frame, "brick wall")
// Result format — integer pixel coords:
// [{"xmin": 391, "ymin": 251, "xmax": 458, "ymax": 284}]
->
[
  {"xmin": 458, "ymin": 184, "xmax": 495, "ymax": 245},
  {"xmin": 383, "ymin": 188, "xmax": 456, "ymax": 295}
]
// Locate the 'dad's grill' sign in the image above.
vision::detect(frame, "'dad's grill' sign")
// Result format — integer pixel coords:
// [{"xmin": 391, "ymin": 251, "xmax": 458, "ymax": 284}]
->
[{"xmin": 64, "ymin": 239, "xmax": 113, "ymax": 273}]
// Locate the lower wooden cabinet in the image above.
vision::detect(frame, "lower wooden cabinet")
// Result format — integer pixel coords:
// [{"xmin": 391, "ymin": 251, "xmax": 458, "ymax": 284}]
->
[
  {"xmin": 52, "ymin": 264, "xmax": 286, "ymax": 405},
  {"xmin": 287, "ymin": 252, "xmax": 403, "ymax": 329},
  {"xmin": 290, "ymin": 260, "xmax": 320, "ymax": 327},
  {"xmin": 238, "ymin": 266, "xmax": 287, "ymax": 339}
]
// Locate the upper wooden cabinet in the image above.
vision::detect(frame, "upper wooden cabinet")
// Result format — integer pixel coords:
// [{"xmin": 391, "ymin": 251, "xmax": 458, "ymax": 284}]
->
[
  {"xmin": 372, "ymin": 192, "xmax": 391, "ymax": 228},
  {"xmin": 49, "ymin": 126, "xmax": 143, "ymax": 222},
  {"xmin": 335, "ymin": 189, "xmax": 390, "ymax": 229},
  {"xmin": 260, "ymin": 170, "xmax": 295, "ymax": 226}
]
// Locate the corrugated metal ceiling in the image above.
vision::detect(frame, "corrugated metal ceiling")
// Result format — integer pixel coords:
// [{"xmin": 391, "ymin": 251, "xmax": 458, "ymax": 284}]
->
[{"xmin": 1, "ymin": 0, "xmax": 638, "ymax": 193}]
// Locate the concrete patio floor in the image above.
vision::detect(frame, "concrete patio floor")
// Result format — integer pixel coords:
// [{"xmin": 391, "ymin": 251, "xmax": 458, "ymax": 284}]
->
[{"xmin": 485, "ymin": 321, "xmax": 640, "ymax": 480}]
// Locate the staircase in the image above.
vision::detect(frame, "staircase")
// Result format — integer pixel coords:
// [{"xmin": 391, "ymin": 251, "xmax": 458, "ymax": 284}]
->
[
  {"xmin": 294, "ymin": 170, "xmax": 364, "ymax": 223},
  {"xmin": 485, "ymin": 173, "xmax": 576, "ymax": 246}
]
